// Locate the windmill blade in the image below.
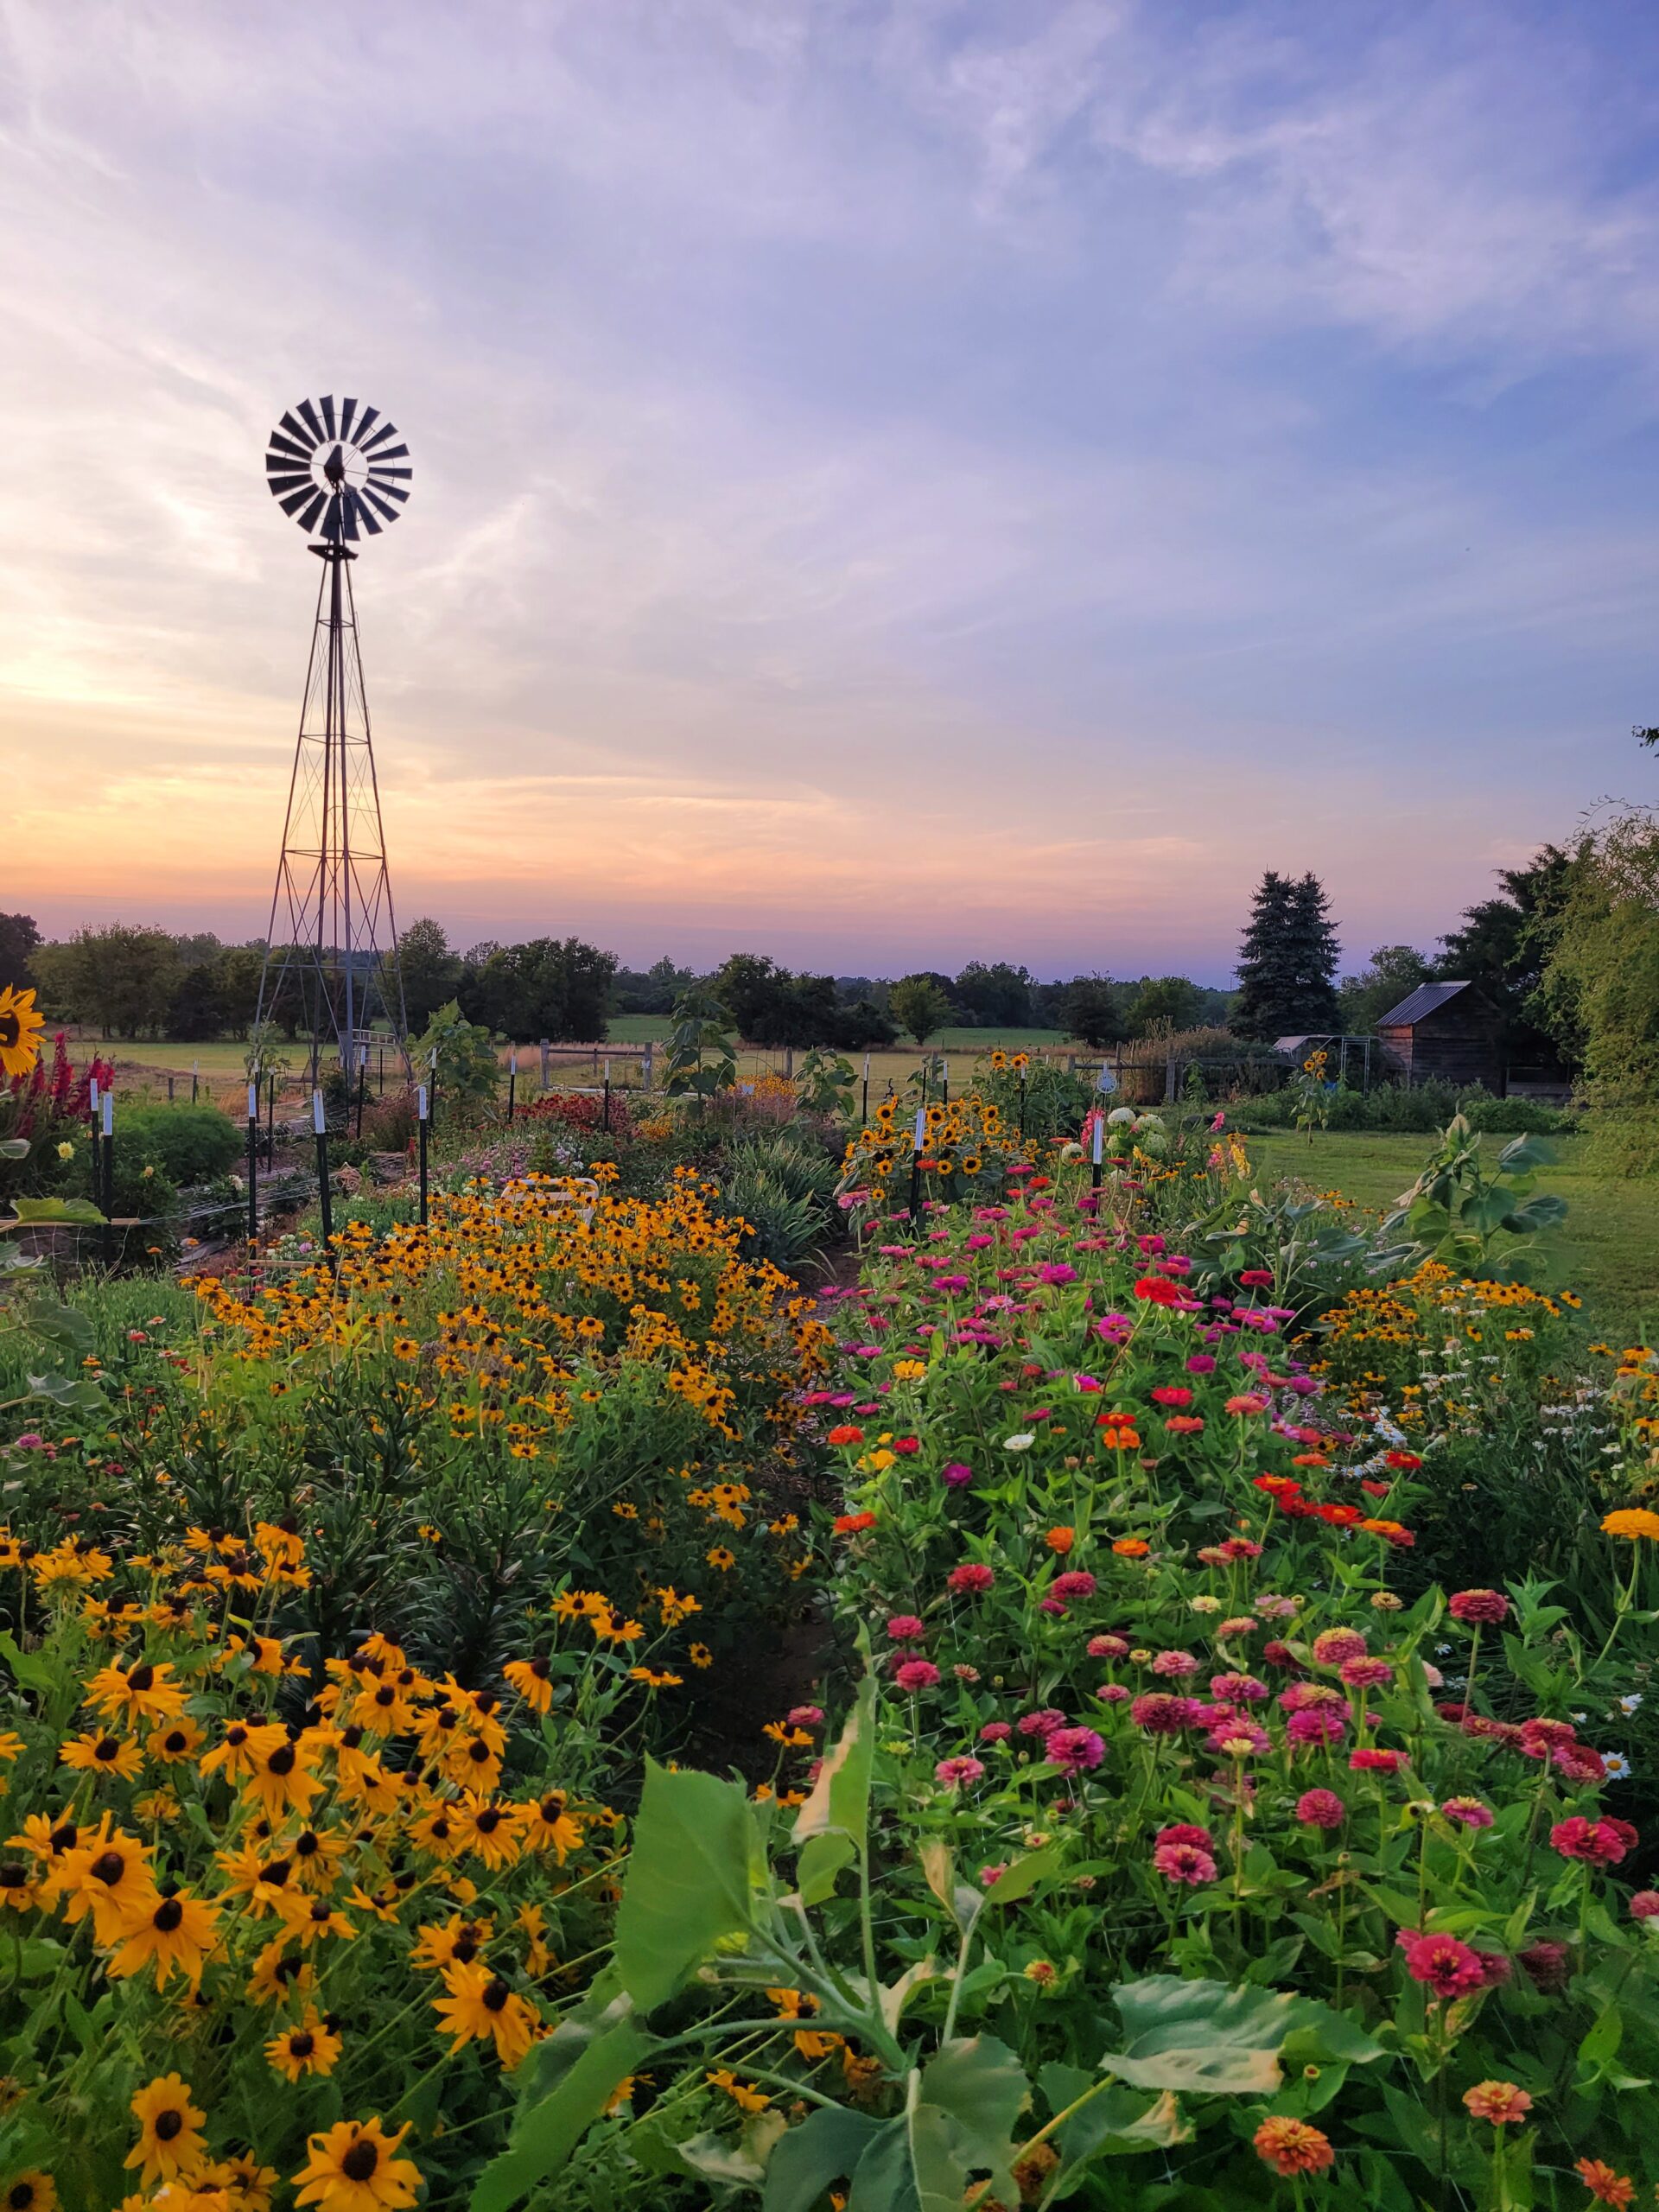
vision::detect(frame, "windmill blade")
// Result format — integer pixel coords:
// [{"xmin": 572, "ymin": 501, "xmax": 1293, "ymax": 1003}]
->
[
  {"xmin": 367, "ymin": 442, "xmax": 410, "ymax": 462},
  {"xmin": 295, "ymin": 489, "xmax": 327, "ymax": 532},
  {"xmin": 359, "ymin": 485, "xmax": 401, "ymax": 524},
  {"xmin": 296, "ymin": 397, "xmax": 326, "ymax": 443},
  {"xmin": 368, "ymin": 465, "xmax": 412, "ymax": 482},
  {"xmin": 280, "ymin": 409, "xmax": 320, "ymax": 449},
  {"xmin": 345, "ymin": 486, "xmax": 382, "ymax": 536},
  {"xmin": 339, "ymin": 397, "xmax": 358, "ymax": 441},
  {"xmin": 365, "ymin": 478, "xmax": 410, "ymax": 505},
  {"xmin": 319, "ymin": 490, "xmax": 345, "ymax": 540},
  {"xmin": 265, "ymin": 455, "xmax": 312, "ymax": 484},
  {"xmin": 266, "ymin": 470, "xmax": 313, "ymax": 498},
  {"xmin": 279, "ymin": 483, "xmax": 321, "ymax": 518},
  {"xmin": 267, "ymin": 431, "xmax": 313, "ymax": 465},
  {"xmin": 319, "ymin": 394, "xmax": 337, "ymax": 438},
  {"xmin": 352, "ymin": 403, "xmax": 380, "ymax": 442},
  {"xmin": 359, "ymin": 420, "xmax": 400, "ymax": 455}
]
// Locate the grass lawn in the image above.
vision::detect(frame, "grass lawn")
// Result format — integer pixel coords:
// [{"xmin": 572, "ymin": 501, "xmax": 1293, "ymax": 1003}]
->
[{"xmin": 1249, "ymin": 1129, "xmax": 1659, "ymax": 1341}]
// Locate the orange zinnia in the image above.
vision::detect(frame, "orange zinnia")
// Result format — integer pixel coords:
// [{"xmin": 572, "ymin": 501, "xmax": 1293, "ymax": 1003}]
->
[
  {"xmin": 1112, "ymin": 1536, "xmax": 1150, "ymax": 1558},
  {"xmin": 1576, "ymin": 2162, "xmax": 1635, "ymax": 2208},
  {"xmin": 1253, "ymin": 2117, "xmax": 1334, "ymax": 2177},
  {"xmin": 1044, "ymin": 1527, "xmax": 1075, "ymax": 1555}
]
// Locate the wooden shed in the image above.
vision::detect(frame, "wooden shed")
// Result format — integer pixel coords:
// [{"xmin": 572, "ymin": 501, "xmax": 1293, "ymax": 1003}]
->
[{"xmin": 1375, "ymin": 980, "xmax": 1507, "ymax": 1093}]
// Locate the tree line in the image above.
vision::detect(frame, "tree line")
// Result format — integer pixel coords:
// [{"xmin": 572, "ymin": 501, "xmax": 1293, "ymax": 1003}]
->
[{"xmin": 1, "ymin": 818, "xmax": 1645, "ymax": 1088}]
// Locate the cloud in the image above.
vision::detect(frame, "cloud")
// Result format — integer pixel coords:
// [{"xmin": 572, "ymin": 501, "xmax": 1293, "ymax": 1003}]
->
[{"xmin": 3, "ymin": 0, "xmax": 1656, "ymax": 980}]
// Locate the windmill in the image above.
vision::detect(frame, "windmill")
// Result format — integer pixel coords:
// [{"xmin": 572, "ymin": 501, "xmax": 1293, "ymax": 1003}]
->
[{"xmin": 254, "ymin": 396, "xmax": 413, "ymax": 1084}]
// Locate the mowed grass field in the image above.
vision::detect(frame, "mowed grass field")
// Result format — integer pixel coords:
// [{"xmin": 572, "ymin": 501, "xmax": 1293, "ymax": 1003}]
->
[{"xmin": 1247, "ymin": 1129, "xmax": 1659, "ymax": 1342}]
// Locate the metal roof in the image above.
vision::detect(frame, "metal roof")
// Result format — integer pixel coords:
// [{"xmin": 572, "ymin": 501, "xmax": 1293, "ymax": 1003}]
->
[{"xmin": 1376, "ymin": 980, "xmax": 1469, "ymax": 1028}]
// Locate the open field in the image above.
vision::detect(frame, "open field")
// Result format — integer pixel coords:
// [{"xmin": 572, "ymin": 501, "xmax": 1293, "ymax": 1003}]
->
[{"xmin": 1249, "ymin": 1128, "xmax": 1659, "ymax": 1339}]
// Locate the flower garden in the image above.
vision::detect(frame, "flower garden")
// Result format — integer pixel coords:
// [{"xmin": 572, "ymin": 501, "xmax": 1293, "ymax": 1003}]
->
[{"xmin": 3, "ymin": 998, "xmax": 1659, "ymax": 2210}]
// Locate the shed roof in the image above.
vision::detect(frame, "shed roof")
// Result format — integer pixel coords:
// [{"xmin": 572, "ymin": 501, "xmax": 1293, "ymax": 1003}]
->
[{"xmin": 1376, "ymin": 980, "xmax": 1470, "ymax": 1029}]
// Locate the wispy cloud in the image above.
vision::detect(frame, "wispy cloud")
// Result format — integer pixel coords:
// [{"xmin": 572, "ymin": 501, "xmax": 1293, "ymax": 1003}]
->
[{"xmin": 3, "ymin": 0, "xmax": 1656, "ymax": 976}]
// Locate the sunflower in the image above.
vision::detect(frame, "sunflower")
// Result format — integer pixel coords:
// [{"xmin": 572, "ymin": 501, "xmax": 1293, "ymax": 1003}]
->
[
  {"xmin": 292, "ymin": 2119, "xmax": 421, "ymax": 2212},
  {"xmin": 431, "ymin": 1956, "xmax": 539, "ymax": 2069},
  {"xmin": 266, "ymin": 2007, "xmax": 343, "ymax": 2082},
  {"xmin": 0, "ymin": 988, "xmax": 43, "ymax": 1080},
  {"xmin": 125, "ymin": 2075, "xmax": 207, "ymax": 2186},
  {"xmin": 108, "ymin": 1887, "xmax": 219, "ymax": 1991}
]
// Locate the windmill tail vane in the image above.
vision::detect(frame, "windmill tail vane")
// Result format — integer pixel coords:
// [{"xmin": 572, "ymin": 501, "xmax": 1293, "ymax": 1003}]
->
[{"xmin": 255, "ymin": 395, "xmax": 413, "ymax": 1084}]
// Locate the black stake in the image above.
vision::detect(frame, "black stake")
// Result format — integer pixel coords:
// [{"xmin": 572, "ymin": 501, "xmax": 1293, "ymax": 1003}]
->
[
  {"xmin": 246, "ymin": 1081, "xmax": 259, "ymax": 1254},
  {"xmin": 908, "ymin": 1106, "xmax": 925, "ymax": 1224},
  {"xmin": 602, "ymin": 1076, "xmax": 612, "ymax": 1132},
  {"xmin": 355, "ymin": 1052, "xmax": 367, "ymax": 1141},
  {"xmin": 861, "ymin": 1054, "xmax": 870, "ymax": 1125},
  {"xmin": 507, "ymin": 1052, "xmax": 517, "ymax": 1125},
  {"xmin": 99, "ymin": 1090, "xmax": 115, "ymax": 1269},
  {"xmin": 313, "ymin": 1090, "xmax": 334, "ymax": 1261},
  {"xmin": 417, "ymin": 1084, "xmax": 429, "ymax": 1226},
  {"xmin": 266, "ymin": 1074, "xmax": 276, "ymax": 1168}
]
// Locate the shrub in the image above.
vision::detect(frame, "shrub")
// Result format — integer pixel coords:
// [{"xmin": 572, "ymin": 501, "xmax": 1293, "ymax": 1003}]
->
[{"xmin": 116, "ymin": 1102, "xmax": 242, "ymax": 1185}]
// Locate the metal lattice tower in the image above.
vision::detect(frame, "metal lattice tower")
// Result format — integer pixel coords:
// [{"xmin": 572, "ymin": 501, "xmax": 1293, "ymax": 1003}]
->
[{"xmin": 255, "ymin": 396, "xmax": 412, "ymax": 1083}]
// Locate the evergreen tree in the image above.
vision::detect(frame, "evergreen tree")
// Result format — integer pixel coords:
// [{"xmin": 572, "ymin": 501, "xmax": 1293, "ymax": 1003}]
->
[{"xmin": 1228, "ymin": 871, "xmax": 1341, "ymax": 1041}]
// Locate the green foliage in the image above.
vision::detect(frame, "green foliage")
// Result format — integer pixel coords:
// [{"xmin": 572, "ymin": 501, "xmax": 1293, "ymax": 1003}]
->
[
  {"xmin": 1538, "ymin": 810, "xmax": 1659, "ymax": 1098},
  {"xmin": 664, "ymin": 986, "xmax": 738, "ymax": 1105},
  {"xmin": 1337, "ymin": 944, "xmax": 1434, "ymax": 1033},
  {"xmin": 1383, "ymin": 1115, "xmax": 1568, "ymax": 1279},
  {"xmin": 1229, "ymin": 869, "xmax": 1341, "ymax": 1042},
  {"xmin": 794, "ymin": 1047, "xmax": 856, "ymax": 1120},
  {"xmin": 112, "ymin": 1103, "xmax": 241, "ymax": 1185},
  {"xmin": 715, "ymin": 1130, "xmax": 840, "ymax": 1267},
  {"xmin": 1062, "ymin": 975, "xmax": 1122, "ymax": 1050},
  {"xmin": 890, "ymin": 976, "xmax": 955, "ymax": 1048},
  {"xmin": 415, "ymin": 999, "xmax": 502, "ymax": 1123}
]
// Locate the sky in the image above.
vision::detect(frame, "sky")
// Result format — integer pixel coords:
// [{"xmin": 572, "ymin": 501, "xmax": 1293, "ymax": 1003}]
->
[{"xmin": 3, "ymin": 0, "xmax": 1659, "ymax": 986}]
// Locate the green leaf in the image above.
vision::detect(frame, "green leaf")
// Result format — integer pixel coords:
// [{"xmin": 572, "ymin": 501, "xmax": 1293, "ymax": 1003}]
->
[
  {"xmin": 0, "ymin": 1631, "xmax": 55, "ymax": 1694},
  {"xmin": 12, "ymin": 1198, "xmax": 105, "ymax": 1224},
  {"xmin": 26, "ymin": 1373, "xmax": 105, "ymax": 1414},
  {"xmin": 678, "ymin": 2111, "xmax": 788, "ymax": 2186},
  {"xmin": 921, "ymin": 2037, "xmax": 1028, "ymax": 2209},
  {"xmin": 1099, "ymin": 1978, "xmax": 1303, "ymax": 2095},
  {"xmin": 848, "ymin": 2101, "xmax": 965, "ymax": 2212},
  {"xmin": 470, "ymin": 2011, "xmax": 649, "ymax": 2212},
  {"xmin": 794, "ymin": 1672, "xmax": 876, "ymax": 1858},
  {"xmin": 797, "ymin": 1829, "xmax": 857, "ymax": 1908},
  {"xmin": 0, "ymin": 1140, "xmax": 29, "ymax": 1160},
  {"xmin": 764, "ymin": 2108, "xmax": 887, "ymax": 2212},
  {"xmin": 976, "ymin": 1843, "xmax": 1063, "ymax": 1910},
  {"xmin": 22, "ymin": 1301, "xmax": 96, "ymax": 1357},
  {"xmin": 613, "ymin": 1758, "xmax": 757, "ymax": 2012}
]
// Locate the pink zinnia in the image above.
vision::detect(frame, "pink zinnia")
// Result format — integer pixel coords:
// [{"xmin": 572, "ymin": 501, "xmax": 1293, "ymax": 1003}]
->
[
  {"xmin": 1550, "ymin": 1815, "xmax": 1636, "ymax": 1867},
  {"xmin": 948, "ymin": 1563, "xmax": 995, "ymax": 1595},
  {"xmin": 1150, "ymin": 1386, "xmax": 1193, "ymax": 1408},
  {"xmin": 1339, "ymin": 1657, "xmax": 1395, "ymax": 1689},
  {"xmin": 1296, "ymin": 1789, "xmax": 1346, "ymax": 1830},
  {"xmin": 1398, "ymin": 1930, "xmax": 1488, "ymax": 2000},
  {"xmin": 787, "ymin": 1706, "xmax": 824, "ymax": 1728},
  {"xmin": 1211, "ymin": 1673, "xmax": 1269, "ymax": 1704},
  {"xmin": 1155, "ymin": 1823, "xmax": 1211, "ymax": 1849},
  {"xmin": 1440, "ymin": 1796, "xmax": 1493, "ymax": 1828},
  {"xmin": 978, "ymin": 1720, "xmax": 1013, "ymax": 1743},
  {"xmin": 935, "ymin": 1755, "xmax": 985, "ymax": 1789},
  {"xmin": 1088, "ymin": 1635, "xmax": 1128, "ymax": 1658},
  {"xmin": 1630, "ymin": 1892, "xmax": 1659, "ymax": 1920},
  {"xmin": 1311, "ymin": 1628, "xmax": 1368, "ymax": 1668},
  {"xmin": 1130, "ymin": 1693, "xmax": 1191, "ymax": 1735},
  {"xmin": 1017, "ymin": 1707, "xmax": 1067, "ymax": 1738},
  {"xmin": 893, "ymin": 1658, "xmax": 940, "ymax": 1692},
  {"xmin": 1045, "ymin": 1726, "xmax": 1105, "ymax": 1774},
  {"xmin": 886, "ymin": 1614, "xmax": 925, "ymax": 1643},
  {"xmin": 1449, "ymin": 1588, "xmax": 1510, "ymax": 1625},
  {"xmin": 1096, "ymin": 1682, "xmax": 1130, "ymax": 1703},
  {"xmin": 1349, "ymin": 1746, "xmax": 1403, "ymax": 1772},
  {"xmin": 1153, "ymin": 1840, "xmax": 1217, "ymax": 1885},
  {"xmin": 1287, "ymin": 1706, "xmax": 1348, "ymax": 1747},
  {"xmin": 1151, "ymin": 1649, "xmax": 1198, "ymax": 1678},
  {"xmin": 1052, "ymin": 1571, "xmax": 1097, "ymax": 1600}
]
